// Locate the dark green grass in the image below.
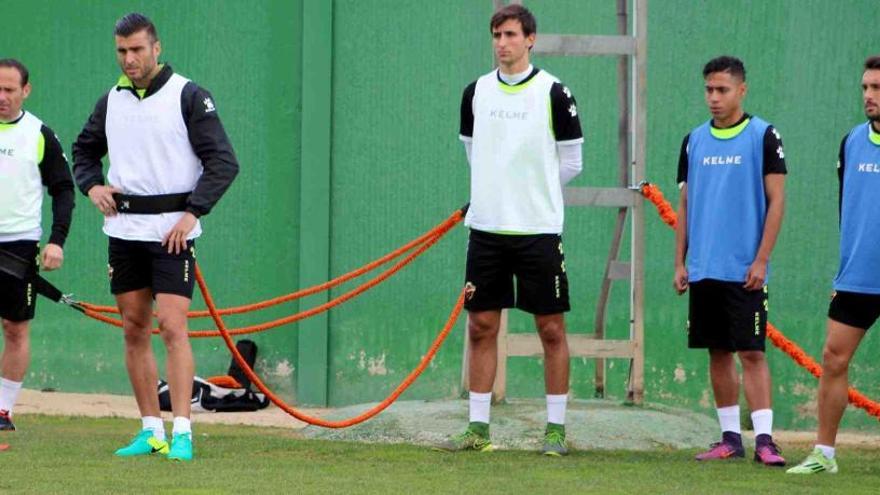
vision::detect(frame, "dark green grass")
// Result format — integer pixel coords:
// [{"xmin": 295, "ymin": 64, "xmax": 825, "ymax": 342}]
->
[{"xmin": 0, "ymin": 415, "xmax": 877, "ymax": 494}]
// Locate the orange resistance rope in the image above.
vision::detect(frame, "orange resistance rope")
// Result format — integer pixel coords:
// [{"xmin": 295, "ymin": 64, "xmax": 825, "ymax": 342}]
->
[
  {"xmin": 197, "ymin": 263, "xmax": 466, "ymax": 428},
  {"xmin": 79, "ymin": 209, "xmax": 464, "ymax": 337},
  {"xmin": 640, "ymin": 182, "xmax": 880, "ymax": 420},
  {"xmin": 80, "ymin": 208, "xmax": 464, "ymax": 318}
]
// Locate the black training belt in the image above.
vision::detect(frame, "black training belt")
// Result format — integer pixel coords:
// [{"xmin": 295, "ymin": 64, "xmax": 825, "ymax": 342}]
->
[{"xmin": 113, "ymin": 192, "xmax": 191, "ymax": 214}]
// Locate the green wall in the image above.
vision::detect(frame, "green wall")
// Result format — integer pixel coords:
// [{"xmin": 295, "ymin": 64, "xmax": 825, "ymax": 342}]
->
[
  {"xmin": 8, "ymin": 0, "xmax": 302, "ymax": 398},
  {"xmin": 4, "ymin": 0, "xmax": 879, "ymax": 430}
]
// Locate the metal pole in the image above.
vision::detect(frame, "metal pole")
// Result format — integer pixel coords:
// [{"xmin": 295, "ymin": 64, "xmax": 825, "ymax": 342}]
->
[{"xmin": 627, "ymin": 0, "xmax": 648, "ymax": 405}]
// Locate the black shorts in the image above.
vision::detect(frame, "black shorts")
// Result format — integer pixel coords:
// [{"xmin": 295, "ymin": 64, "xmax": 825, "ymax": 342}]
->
[
  {"xmin": 108, "ymin": 237, "xmax": 196, "ymax": 299},
  {"xmin": 828, "ymin": 291, "xmax": 880, "ymax": 330},
  {"xmin": 464, "ymin": 229, "xmax": 569, "ymax": 315},
  {"xmin": 688, "ymin": 279, "xmax": 768, "ymax": 352},
  {"xmin": 0, "ymin": 241, "xmax": 39, "ymax": 322}
]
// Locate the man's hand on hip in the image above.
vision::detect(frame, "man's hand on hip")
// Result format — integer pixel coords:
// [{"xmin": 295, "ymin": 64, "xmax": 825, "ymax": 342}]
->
[
  {"xmin": 41, "ymin": 243, "xmax": 64, "ymax": 271},
  {"xmin": 162, "ymin": 212, "xmax": 198, "ymax": 254},
  {"xmin": 87, "ymin": 185, "xmax": 122, "ymax": 217}
]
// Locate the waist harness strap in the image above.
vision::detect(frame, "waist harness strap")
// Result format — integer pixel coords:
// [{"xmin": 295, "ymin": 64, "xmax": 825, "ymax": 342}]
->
[
  {"xmin": 0, "ymin": 247, "xmax": 66, "ymax": 304},
  {"xmin": 114, "ymin": 192, "xmax": 191, "ymax": 214}
]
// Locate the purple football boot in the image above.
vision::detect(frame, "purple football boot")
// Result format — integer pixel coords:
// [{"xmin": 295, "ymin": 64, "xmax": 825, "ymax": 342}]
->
[
  {"xmin": 695, "ymin": 431, "xmax": 745, "ymax": 461},
  {"xmin": 754, "ymin": 434, "xmax": 786, "ymax": 466}
]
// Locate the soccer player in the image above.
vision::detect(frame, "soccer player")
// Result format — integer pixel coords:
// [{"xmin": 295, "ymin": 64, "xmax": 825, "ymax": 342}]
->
[
  {"xmin": 0, "ymin": 58, "xmax": 74, "ymax": 432},
  {"xmin": 436, "ymin": 4, "xmax": 583, "ymax": 455},
  {"xmin": 673, "ymin": 56, "xmax": 787, "ymax": 466},
  {"xmin": 788, "ymin": 55, "xmax": 880, "ymax": 475},
  {"xmin": 73, "ymin": 13, "xmax": 238, "ymax": 461}
]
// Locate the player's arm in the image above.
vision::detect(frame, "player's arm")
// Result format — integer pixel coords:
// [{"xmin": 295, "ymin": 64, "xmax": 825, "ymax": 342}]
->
[
  {"xmin": 550, "ymin": 82, "xmax": 584, "ymax": 184},
  {"xmin": 459, "ymin": 81, "xmax": 476, "ymax": 165},
  {"xmin": 38, "ymin": 125, "xmax": 75, "ymax": 271},
  {"xmin": 163, "ymin": 83, "xmax": 240, "ymax": 254},
  {"xmin": 180, "ymin": 83, "xmax": 239, "ymax": 219},
  {"xmin": 744, "ymin": 126, "xmax": 788, "ymax": 290},
  {"xmin": 837, "ymin": 133, "xmax": 847, "ymax": 222},
  {"xmin": 673, "ymin": 135, "xmax": 689, "ymax": 294},
  {"xmin": 72, "ymin": 94, "xmax": 119, "ymax": 216}
]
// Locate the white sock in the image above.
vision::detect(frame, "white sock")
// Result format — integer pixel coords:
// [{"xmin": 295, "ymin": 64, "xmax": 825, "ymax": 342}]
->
[
  {"xmin": 816, "ymin": 444, "xmax": 836, "ymax": 459},
  {"xmin": 0, "ymin": 378, "xmax": 23, "ymax": 414},
  {"xmin": 717, "ymin": 405, "xmax": 741, "ymax": 434},
  {"xmin": 468, "ymin": 391, "xmax": 492, "ymax": 424},
  {"xmin": 750, "ymin": 408, "xmax": 773, "ymax": 437},
  {"xmin": 546, "ymin": 394, "xmax": 568, "ymax": 425},
  {"xmin": 142, "ymin": 416, "xmax": 166, "ymax": 441},
  {"xmin": 172, "ymin": 416, "xmax": 192, "ymax": 436}
]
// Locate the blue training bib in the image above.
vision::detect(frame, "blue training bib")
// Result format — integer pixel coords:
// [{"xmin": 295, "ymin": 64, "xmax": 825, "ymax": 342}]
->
[
  {"xmin": 686, "ymin": 117, "xmax": 770, "ymax": 283},
  {"xmin": 833, "ymin": 122, "xmax": 880, "ymax": 294}
]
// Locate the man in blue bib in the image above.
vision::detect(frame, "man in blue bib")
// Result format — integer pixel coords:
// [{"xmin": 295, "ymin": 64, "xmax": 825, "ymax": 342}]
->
[
  {"xmin": 673, "ymin": 56, "xmax": 787, "ymax": 466},
  {"xmin": 788, "ymin": 55, "xmax": 880, "ymax": 475}
]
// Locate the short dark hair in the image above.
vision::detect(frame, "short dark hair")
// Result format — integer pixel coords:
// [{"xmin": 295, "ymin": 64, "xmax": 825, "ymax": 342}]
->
[
  {"xmin": 114, "ymin": 12, "xmax": 158, "ymax": 41},
  {"xmin": 865, "ymin": 55, "xmax": 880, "ymax": 71},
  {"xmin": 490, "ymin": 4, "xmax": 537, "ymax": 37},
  {"xmin": 0, "ymin": 58, "xmax": 29, "ymax": 86},
  {"xmin": 703, "ymin": 56, "xmax": 746, "ymax": 81}
]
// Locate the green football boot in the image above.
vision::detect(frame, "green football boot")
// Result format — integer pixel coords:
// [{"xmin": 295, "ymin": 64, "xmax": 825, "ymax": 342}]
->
[
  {"xmin": 167, "ymin": 432, "xmax": 194, "ymax": 462},
  {"xmin": 114, "ymin": 429, "xmax": 169, "ymax": 457},
  {"xmin": 433, "ymin": 422, "xmax": 494, "ymax": 452},
  {"xmin": 542, "ymin": 423, "xmax": 569, "ymax": 456},
  {"xmin": 786, "ymin": 447, "xmax": 838, "ymax": 474}
]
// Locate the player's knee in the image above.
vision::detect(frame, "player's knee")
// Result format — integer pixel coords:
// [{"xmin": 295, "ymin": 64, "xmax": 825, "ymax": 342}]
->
[
  {"xmin": 737, "ymin": 350, "xmax": 766, "ymax": 368},
  {"xmin": 121, "ymin": 312, "xmax": 152, "ymax": 332},
  {"xmin": 2, "ymin": 321, "xmax": 29, "ymax": 347},
  {"xmin": 468, "ymin": 318, "xmax": 498, "ymax": 343},
  {"xmin": 822, "ymin": 344, "xmax": 850, "ymax": 376},
  {"xmin": 122, "ymin": 328, "xmax": 151, "ymax": 348},
  {"xmin": 156, "ymin": 313, "xmax": 186, "ymax": 334},
  {"xmin": 537, "ymin": 320, "xmax": 565, "ymax": 347},
  {"xmin": 157, "ymin": 323, "xmax": 189, "ymax": 348}
]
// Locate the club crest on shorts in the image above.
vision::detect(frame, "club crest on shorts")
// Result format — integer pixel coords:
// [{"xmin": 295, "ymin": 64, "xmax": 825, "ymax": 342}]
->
[
  {"xmin": 108, "ymin": 264, "xmax": 114, "ymax": 280},
  {"xmin": 464, "ymin": 282, "xmax": 476, "ymax": 301}
]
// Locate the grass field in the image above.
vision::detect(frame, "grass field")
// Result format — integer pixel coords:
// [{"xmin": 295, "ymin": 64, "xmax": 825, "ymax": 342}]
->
[{"xmin": 1, "ymin": 415, "xmax": 877, "ymax": 494}]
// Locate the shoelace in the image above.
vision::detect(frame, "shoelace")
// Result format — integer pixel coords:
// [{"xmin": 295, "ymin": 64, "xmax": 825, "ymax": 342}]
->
[
  {"xmin": 545, "ymin": 430, "xmax": 565, "ymax": 445},
  {"xmin": 453, "ymin": 430, "xmax": 482, "ymax": 445},
  {"xmin": 706, "ymin": 441, "xmax": 739, "ymax": 451},
  {"xmin": 759, "ymin": 441, "xmax": 782, "ymax": 455}
]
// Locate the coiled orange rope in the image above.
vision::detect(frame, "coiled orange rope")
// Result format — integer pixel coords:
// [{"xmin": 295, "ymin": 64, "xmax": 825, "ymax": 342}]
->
[
  {"xmin": 197, "ymin": 263, "xmax": 466, "ymax": 427},
  {"xmin": 640, "ymin": 182, "xmax": 880, "ymax": 420},
  {"xmin": 79, "ymin": 209, "xmax": 464, "ymax": 337},
  {"xmin": 73, "ymin": 207, "xmax": 467, "ymax": 427},
  {"xmin": 79, "ymin": 209, "xmax": 463, "ymax": 318}
]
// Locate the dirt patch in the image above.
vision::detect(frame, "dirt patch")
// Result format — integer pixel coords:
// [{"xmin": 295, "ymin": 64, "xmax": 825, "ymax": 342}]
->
[{"xmin": 15, "ymin": 389, "xmax": 326, "ymax": 429}]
